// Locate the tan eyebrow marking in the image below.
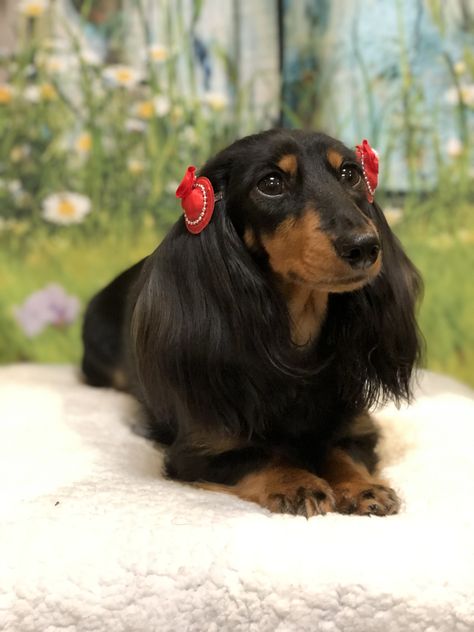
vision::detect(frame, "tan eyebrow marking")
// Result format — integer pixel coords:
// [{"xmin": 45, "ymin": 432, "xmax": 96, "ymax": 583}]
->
[
  {"xmin": 277, "ymin": 154, "xmax": 298, "ymax": 176},
  {"xmin": 327, "ymin": 148, "xmax": 344, "ymax": 171}
]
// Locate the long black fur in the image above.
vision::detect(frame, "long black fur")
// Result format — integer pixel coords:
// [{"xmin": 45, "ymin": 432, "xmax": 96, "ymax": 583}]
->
[{"xmin": 82, "ymin": 129, "xmax": 422, "ymax": 488}]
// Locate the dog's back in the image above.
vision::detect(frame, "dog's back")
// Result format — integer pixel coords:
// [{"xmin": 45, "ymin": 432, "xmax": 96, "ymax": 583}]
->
[{"xmin": 81, "ymin": 260, "xmax": 145, "ymax": 389}]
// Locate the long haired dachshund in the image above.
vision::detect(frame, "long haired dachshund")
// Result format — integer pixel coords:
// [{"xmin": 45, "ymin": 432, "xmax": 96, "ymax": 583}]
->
[{"xmin": 82, "ymin": 129, "xmax": 421, "ymax": 518}]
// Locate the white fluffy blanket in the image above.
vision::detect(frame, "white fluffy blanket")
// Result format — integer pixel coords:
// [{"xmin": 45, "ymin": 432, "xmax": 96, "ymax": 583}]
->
[{"xmin": 1, "ymin": 364, "xmax": 474, "ymax": 632}]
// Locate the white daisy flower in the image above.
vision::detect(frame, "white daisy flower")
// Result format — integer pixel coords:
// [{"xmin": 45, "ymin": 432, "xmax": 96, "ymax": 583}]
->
[
  {"xmin": 153, "ymin": 95, "xmax": 171, "ymax": 117},
  {"xmin": 383, "ymin": 207, "xmax": 403, "ymax": 226},
  {"xmin": 42, "ymin": 192, "xmax": 92, "ymax": 225},
  {"xmin": 23, "ymin": 83, "xmax": 57, "ymax": 103},
  {"xmin": 24, "ymin": 85, "xmax": 40, "ymax": 103},
  {"xmin": 165, "ymin": 180, "xmax": 179, "ymax": 195},
  {"xmin": 148, "ymin": 44, "xmax": 169, "ymax": 62},
  {"xmin": 125, "ymin": 118, "xmax": 147, "ymax": 133},
  {"xmin": 79, "ymin": 49, "xmax": 101, "ymax": 66},
  {"xmin": 445, "ymin": 84, "xmax": 474, "ymax": 106},
  {"xmin": 18, "ymin": 0, "xmax": 49, "ymax": 18},
  {"xmin": 103, "ymin": 65, "xmax": 141, "ymax": 89},
  {"xmin": 36, "ymin": 52, "xmax": 76, "ymax": 74},
  {"xmin": 181, "ymin": 125, "xmax": 198, "ymax": 146},
  {"xmin": 446, "ymin": 138, "xmax": 463, "ymax": 158},
  {"xmin": 7, "ymin": 180, "xmax": 23, "ymax": 197},
  {"xmin": 445, "ymin": 87, "xmax": 458, "ymax": 105},
  {"xmin": 202, "ymin": 91, "xmax": 229, "ymax": 111}
]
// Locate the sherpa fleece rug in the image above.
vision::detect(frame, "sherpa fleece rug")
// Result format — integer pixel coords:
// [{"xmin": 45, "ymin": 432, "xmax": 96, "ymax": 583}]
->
[{"xmin": 0, "ymin": 364, "xmax": 473, "ymax": 632}]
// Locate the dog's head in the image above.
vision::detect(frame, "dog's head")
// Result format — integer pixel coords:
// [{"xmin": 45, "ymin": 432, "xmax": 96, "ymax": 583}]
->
[{"xmin": 201, "ymin": 129, "xmax": 382, "ymax": 293}]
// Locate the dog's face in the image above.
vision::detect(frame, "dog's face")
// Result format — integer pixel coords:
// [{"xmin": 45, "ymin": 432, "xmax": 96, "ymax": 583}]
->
[{"xmin": 216, "ymin": 130, "xmax": 382, "ymax": 293}]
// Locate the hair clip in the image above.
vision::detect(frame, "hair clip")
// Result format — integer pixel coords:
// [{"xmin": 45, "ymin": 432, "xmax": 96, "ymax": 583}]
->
[
  {"xmin": 176, "ymin": 166, "xmax": 219, "ymax": 234},
  {"xmin": 355, "ymin": 139, "xmax": 379, "ymax": 203}
]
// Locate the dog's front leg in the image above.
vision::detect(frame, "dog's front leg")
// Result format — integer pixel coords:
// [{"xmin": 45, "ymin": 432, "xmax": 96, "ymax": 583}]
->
[
  {"xmin": 165, "ymin": 439, "xmax": 336, "ymax": 518},
  {"xmin": 320, "ymin": 448, "xmax": 400, "ymax": 516}
]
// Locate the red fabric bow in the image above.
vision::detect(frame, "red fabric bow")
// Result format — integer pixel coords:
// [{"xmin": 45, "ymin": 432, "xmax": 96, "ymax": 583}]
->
[
  {"xmin": 176, "ymin": 166, "xmax": 216, "ymax": 234},
  {"xmin": 355, "ymin": 139, "xmax": 379, "ymax": 203}
]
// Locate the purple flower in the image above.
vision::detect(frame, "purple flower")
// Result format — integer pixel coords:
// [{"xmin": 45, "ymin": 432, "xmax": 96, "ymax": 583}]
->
[{"xmin": 14, "ymin": 284, "xmax": 80, "ymax": 337}]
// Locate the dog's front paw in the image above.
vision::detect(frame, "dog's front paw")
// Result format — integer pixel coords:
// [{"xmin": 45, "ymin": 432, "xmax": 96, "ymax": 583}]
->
[
  {"xmin": 258, "ymin": 469, "xmax": 336, "ymax": 518},
  {"xmin": 333, "ymin": 482, "xmax": 400, "ymax": 516},
  {"xmin": 267, "ymin": 484, "xmax": 336, "ymax": 517}
]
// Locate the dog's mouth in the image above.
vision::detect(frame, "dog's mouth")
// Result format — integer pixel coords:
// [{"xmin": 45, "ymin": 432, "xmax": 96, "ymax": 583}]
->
[
  {"xmin": 287, "ymin": 263, "xmax": 380, "ymax": 293},
  {"xmin": 316, "ymin": 275, "xmax": 370, "ymax": 292},
  {"xmin": 301, "ymin": 257, "xmax": 382, "ymax": 292}
]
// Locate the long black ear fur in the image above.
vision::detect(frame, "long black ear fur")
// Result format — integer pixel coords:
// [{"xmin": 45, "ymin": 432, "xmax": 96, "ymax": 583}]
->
[
  {"xmin": 130, "ymin": 196, "xmax": 299, "ymax": 437},
  {"xmin": 322, "ymin": 201, "xmax": 423, "ymax": 409}
]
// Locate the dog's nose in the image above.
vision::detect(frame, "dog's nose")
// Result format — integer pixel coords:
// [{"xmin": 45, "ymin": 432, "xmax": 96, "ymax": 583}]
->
[{"xmin": 334, "ymin": 234, "xmax": 380, "ymax": 270}]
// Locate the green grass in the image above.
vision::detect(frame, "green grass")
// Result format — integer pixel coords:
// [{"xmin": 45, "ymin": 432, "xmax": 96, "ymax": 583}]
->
[
  {"xmin": 0, "ymin": 222, "xmax": 165, "ymax": 364},
  {"xmin": 396, "ymin": 200, "xmax": 474, "ymax": 388}
]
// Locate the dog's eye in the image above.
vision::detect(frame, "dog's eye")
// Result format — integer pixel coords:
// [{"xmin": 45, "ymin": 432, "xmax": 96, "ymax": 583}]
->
[
  {"xmin": 257, "ymin": 174, "xmax": 284, "ymax": 196},
  {"xmin": 340, "ymin": 164, "xmax": 362, "ymax": 188}
]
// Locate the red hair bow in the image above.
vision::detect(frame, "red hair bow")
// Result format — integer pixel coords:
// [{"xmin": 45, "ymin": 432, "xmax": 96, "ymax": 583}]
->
[
  {"xmin": 176, "ymin": 166, "xmax": 216, "ymax": 234},
  {"xmin": 355, "ymin": 139, "xmax": 379, "ymax": 203}
]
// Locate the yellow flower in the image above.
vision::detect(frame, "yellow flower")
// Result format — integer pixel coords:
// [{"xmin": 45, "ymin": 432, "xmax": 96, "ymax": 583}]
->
[
  {"xmin": 42, "ymin": 192, "xmax": 92, "ymax": 225},
  {"xmin": 0, "ymin": 84, "xmax": 13, "ymax": 105},
  {"xmin": 40, "ymin": 83, "xmax": 57, "ymax": 101},
  {"xmin": 75, "ymin": 132, "xmax": 92, "ymax": 154},
  {"xmin": 18, "ymin": 0, "xmax": 48, "ymax": 17},
  {"xmin": 127, "ymin": 159, "xmax": 145, "ymax": 175},
  {"xmin": 10, "ymin": 144, "xmax": 31, "ymax": 162},
  {"xmin": 136, "ymin": 100, "xmax": 155, "ymax": 119},
  {"xmin": 202, "ymin": 91, "xmax": 228, "ymax": 111},
  {"xmin": 148, "ymin": 44, "xmax": 169, "ymax": 62}
]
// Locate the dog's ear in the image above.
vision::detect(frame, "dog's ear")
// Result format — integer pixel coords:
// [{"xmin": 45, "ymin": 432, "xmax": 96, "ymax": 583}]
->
[
  {"xmin": 326, "ymin": 201, "xmax": 423, "ymax": 407},
  {"xmin": 130, "ymin": 185, "xmax": 292, "ymax": 434}
]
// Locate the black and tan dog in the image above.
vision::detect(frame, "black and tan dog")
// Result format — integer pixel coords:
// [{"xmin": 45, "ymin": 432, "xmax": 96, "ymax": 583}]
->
[{"xmin": 82, "ymin": 129, "xmax": 421, "ymax": 518}]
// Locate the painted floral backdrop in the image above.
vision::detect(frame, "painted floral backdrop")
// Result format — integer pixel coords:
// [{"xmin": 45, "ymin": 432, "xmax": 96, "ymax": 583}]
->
[{"xmin": 0, "ymin": 0, "xmax": 473, "ymax": 386}]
